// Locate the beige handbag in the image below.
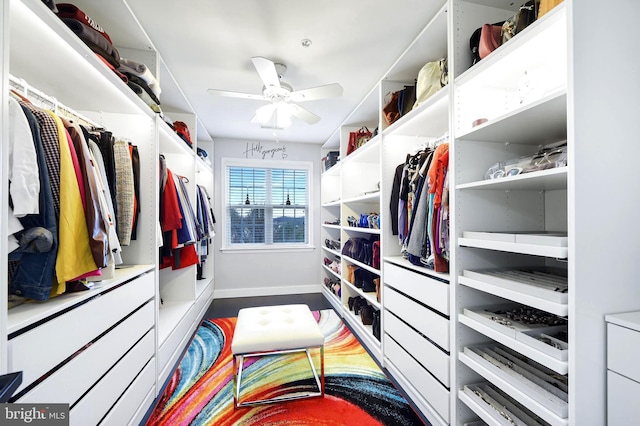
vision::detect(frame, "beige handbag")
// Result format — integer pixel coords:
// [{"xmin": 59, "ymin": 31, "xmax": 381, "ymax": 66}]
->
[{"xmin": 413, "ymin": 59, "xmax": 447, "ymax": 110}]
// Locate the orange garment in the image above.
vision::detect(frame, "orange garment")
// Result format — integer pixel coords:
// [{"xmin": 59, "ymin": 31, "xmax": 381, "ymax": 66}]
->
[{"xmin": 427, "ymin": 143, "xmax": 449, "ymax": 209}]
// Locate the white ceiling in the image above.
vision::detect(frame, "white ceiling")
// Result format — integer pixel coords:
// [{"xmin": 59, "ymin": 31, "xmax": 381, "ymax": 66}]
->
[{"xmin": 119, "ymin": 0, "xmax": 444, "ymax": 145}]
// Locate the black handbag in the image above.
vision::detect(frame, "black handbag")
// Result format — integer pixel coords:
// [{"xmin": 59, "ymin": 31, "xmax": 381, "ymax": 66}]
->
[
  {"xmin": 372, "ymin": 310, "xmax": 381, "ymax": 340},
  {"xmin": 360, "ymin": 304, "xmax": 374, "ymax": 326},
  {"xmin": 361, "ymin": 271, "xmax": 378, "ymax": 293},
  {"xmin": 353, "ymin": 296, "xmax": 367, "ymax": 316},
  {"xmin": 502, "ymin": 0, "xmax": 540, "ymax": 43}
]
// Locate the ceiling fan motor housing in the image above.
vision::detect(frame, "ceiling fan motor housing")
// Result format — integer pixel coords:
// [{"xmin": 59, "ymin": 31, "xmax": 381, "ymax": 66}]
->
[{"xmin": 263, "ymin": 80, "xmax": 293, "ymax": 102}]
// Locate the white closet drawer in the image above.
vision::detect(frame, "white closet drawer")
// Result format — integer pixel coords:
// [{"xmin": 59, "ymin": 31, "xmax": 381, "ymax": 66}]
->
[
  {"xmin": 17, "ymin": 301, "xmax": 154, "ymax": 405},
  {"xmin": 195, "ymin": 281, "xmax": 214, "ymax": 316},
  {"xmin": 384, "ymin": 334, "xmax": 449, "ymax": 423},
  {"xmin": 608, "ymin": 323, "xmax": 640, "ymax": 382},
  {"xmin": 128, "ymin": 387, "xmax": 157, "ymax": 426},
  {"xmin": 384, "ymin": 286, "xmax": 449, "ymax": 350},
  {"xmin": 158, "ymin": 307, "xmax": 199, "ymax": 385},
  {"xmin": 385, "ymin": 311, "xmax": 449, "ymax": 387},
  {"xmin": 608, "ymin": 370, "xmax": 640, "ymax": 425},
  {"xmin": 100, "ymin": 357, "xmax": 156, "ymax": 426},
  {"xmin": 70, "ymin": 329, "xmax": 154, "ymax": 426},
  {"xmin": 384, "ymin": 262, "xmax": 449, "ymax": 315},
  {"xmin": 9, "ymin": 272, "xmax": 154, "ymax": 392}
]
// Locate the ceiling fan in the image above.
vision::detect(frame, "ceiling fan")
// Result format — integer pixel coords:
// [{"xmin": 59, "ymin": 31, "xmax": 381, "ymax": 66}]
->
[{"xmin": 207, "ymin": 56, "xmax": 343, "ymax": 127}]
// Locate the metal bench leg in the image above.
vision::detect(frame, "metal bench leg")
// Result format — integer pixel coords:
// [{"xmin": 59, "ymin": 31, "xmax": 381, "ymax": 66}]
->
[{"xmin": 233, "ymin": 346, "xmax": 324, "ymax": 408}]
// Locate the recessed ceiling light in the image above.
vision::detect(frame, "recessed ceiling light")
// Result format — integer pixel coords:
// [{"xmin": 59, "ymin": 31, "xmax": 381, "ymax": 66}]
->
[{"xmin": 301, "ymin": 39, "xmax": 312, "ymax": 48}]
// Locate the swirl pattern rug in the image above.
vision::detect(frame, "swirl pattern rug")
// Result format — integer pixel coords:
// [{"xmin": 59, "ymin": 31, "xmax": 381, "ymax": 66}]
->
[{"xmin": 146, "ymin": 309, "xmax": 426, "ymax": 425}]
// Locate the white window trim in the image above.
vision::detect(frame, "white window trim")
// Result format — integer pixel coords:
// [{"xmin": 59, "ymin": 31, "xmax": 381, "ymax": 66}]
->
[{"xmin": 221, "ymin": 157, "xmax": 314, "ymax": 252}]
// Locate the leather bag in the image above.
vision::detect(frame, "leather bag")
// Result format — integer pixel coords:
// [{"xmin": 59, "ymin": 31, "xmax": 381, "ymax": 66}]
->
[
  {"xmin": 383, "ymin": 91, "xmax": 401, "ymax": 126},
  {"xmin": 347, "ymin": 264, "xmax": 359, "ymax": 284},
  {"xmin": 360, "ymin": 304, "xmax": 374, "ymax": 326},
  {"xmin": 479, "ymin": 23, "xmax": 503, "ymax": 59},
  {"xmin": 346, "ymin": 126, "xmax": 372, "ymax": 155},
  {"xmin": 372, "ymin": 240, "xmax": 380, "ymax": 269},
  {"xmin": 372, "ymin": 309, "xmax": 381, "ymax": 340}
]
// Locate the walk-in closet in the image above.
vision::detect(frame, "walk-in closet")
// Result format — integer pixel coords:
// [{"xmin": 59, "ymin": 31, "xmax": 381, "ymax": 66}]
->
[{"xmin": 2, "ymin": 1, "xmax": 640, "ymax": 425}]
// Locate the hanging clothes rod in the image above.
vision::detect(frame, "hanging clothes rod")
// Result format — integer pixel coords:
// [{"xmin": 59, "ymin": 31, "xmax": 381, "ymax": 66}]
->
[
  {"xmin": 428, "ymin": 131, "xmax": 449, "ymax": 148},
  {"xmin": 412, "ymin": 131, "xmax": 449, "ymax": 154},
  {"xmin": 8, "ymin": 74, "xmax": 102, "ymax": 129}
]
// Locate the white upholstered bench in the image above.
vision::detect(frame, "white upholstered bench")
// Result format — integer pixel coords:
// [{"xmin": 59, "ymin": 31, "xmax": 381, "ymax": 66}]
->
[{"xmin": 231, "ymin": 304, "xmax": 325, "ymax": 408}]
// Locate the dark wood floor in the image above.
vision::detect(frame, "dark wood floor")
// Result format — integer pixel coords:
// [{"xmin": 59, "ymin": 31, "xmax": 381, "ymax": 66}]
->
[{"xmin": 204, "ymin": 292, "xmax": 334, "ymax": 319}]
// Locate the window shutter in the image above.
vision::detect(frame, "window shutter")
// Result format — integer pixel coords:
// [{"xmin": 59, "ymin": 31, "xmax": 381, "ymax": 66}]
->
[{"xmin": 225, "ymin": 163, "xmax": 309, "ymax": 246}]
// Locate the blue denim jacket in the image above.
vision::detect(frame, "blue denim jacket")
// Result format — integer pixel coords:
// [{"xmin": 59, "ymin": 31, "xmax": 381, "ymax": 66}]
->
[{"xmin": 8, "ymin": 105, "xmax": 58, "ymax": 301}]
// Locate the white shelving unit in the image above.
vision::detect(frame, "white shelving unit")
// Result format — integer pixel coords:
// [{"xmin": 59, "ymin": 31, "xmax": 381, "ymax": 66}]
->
[
  {"xmin": 321, "ymin": 1, "xmax": 640, "ymax": 425},
  {"xmin": 453, "ymin": 3, "xmax": 572, "ymax": 425},
  {"xmin": 1, "ymin": 0, "xmax": 215, "ymax": 423}
]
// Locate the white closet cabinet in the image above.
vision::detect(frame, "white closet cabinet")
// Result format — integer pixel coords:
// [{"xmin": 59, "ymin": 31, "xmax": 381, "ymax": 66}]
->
[
  {"xmin": 380, "ymin": 4, "xmax": 451, "ymax": 424},
  {"xmin": 1, "ymin": 0, "xmax": 214, "ymax": 424},
  {"xmin": 321, "ymin": 83, "xmax": 383, "ymax": 360},
  {"xmin": 321, "ymin": 0, "xmax": 640, "ymax": 425},
  {"xmin": 453, "ymin": 3, "xmax": 570, "ymax": 425}
]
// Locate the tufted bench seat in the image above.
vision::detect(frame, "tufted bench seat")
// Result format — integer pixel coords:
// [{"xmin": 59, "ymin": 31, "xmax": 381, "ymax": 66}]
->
[{"xmin": 231, "ymin": 304, "xmax": 325, "ymax": 408}]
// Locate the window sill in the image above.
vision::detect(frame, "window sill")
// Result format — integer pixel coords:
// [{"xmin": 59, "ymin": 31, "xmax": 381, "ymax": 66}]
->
[{"xmin": 220, "ymin": 245, "xmax": 316, "ymax": 254}]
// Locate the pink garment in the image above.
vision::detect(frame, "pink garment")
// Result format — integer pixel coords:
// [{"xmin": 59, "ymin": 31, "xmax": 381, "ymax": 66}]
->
[{"xmin": 69, "ymin": 269, "xmax": 102, "ymax": 281}]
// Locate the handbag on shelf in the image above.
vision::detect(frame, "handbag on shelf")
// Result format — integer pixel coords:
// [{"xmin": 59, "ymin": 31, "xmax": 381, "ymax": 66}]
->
[
  {"xmin": 360, "ymin": 304, "xmax": 374, "ymax": 326},
  {"xmin": 412, "ymin": 59, "xmax": 447, "ymax": 110},
  {"xmin": 383, "ymin": 91, "xmax": 401, "ymax": 126},
  {"xmin": 502, "ymin": 0, "xmax": 540, "ymax": 43},
  {"xmin": 361, "ymin": 273, "xmax": 377, "ymax": 293},
  {"xmin": 372, "ymin": 309, "xmax": 381, "ymax": 340},
  {"xmin": 346, "ymin": 126, "xmax": 372, "ymax": 155},
  {"xmin": 479, "ymin": 23, "xmax": 503, "ymax": 59},
  {"xmin": 347, "ymin": 264, "xmax": 359, "ymax": 284},
  {"xmin": 400, "ymin": 83, "xmax": 416, "ymax": 117},
  {"xmin": 372, "ymin": 240, "xmax": 380, "ymax": 269}
]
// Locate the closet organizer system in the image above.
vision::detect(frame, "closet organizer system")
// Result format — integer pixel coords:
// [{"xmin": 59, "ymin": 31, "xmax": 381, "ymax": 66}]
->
[
  {"xmin": 1, "ymin": 0, "xmax": 215, "ymax": 424},
  {"xmin": 320, "ymin": 1, "xmax": 640, "ymax": 425}
]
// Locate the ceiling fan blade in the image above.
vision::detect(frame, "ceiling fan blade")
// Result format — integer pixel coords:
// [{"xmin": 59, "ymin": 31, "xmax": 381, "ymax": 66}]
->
[
  {"xmin": 251, "ymin": 56, "xmax": 281, "ymax": 88},
  {"xmin": 291, "ymin": 104, "xmax": 321, "ymax": 124},
  {"xmin": 207, "ymin": 88, "xmax": 267, "ymax": 101},
  {"xmin": 289, "ymin": 83, "xmax": 343, "ymax": 102}
]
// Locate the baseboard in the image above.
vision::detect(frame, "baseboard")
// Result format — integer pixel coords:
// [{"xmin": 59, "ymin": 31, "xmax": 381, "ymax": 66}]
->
[{"xmin": 213, "ymin": 284, "xmax": 322, "ymax": 299}]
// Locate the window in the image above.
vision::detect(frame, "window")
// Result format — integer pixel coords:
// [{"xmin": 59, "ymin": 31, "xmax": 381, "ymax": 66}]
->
[{"xmin": 223, "ymin": 159, "xmax": 312, "ymax": 249}]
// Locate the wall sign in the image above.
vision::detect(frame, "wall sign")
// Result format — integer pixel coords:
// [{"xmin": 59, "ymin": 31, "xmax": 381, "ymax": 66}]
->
[{"xmin": 242, "ymin": 141, "xmax": 288, "ymax": 159}]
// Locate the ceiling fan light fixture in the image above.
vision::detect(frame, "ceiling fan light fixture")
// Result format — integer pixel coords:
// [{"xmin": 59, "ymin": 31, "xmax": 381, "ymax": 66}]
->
[{"xmin": 252, "ymin": 101, "xmax": 295, "ymax": 129}]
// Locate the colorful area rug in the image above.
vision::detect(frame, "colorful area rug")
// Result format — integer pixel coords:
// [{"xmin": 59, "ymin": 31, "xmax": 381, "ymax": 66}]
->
[{"xmin": 146, "ymin": 309, "xmax": 426, "ymax": 425}]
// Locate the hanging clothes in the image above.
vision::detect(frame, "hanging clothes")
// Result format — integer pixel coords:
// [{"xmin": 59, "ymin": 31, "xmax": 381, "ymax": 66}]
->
[
  {"xmin": 46, "ymin": 110, "xmax": 97, "ymax": 292},
  {"xmin": 8, "ymin": 103, "xmax": 58, "ymax": 301},
  {"xmin": 63, "ymin": 118, "xmax": 109, "ymax": 269},
  {"xmin": 114, "ymin": 139, "xmax": 135, "ymax": 246},
  {"xmin": 7, "ymin": 97, "xmax": 39, "ymax": 252}
]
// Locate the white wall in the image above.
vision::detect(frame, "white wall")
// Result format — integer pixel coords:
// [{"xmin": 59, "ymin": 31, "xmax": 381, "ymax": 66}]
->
[{"xmin": 211, "ymin": 137, "xmax": 322, "ymax": 298}]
